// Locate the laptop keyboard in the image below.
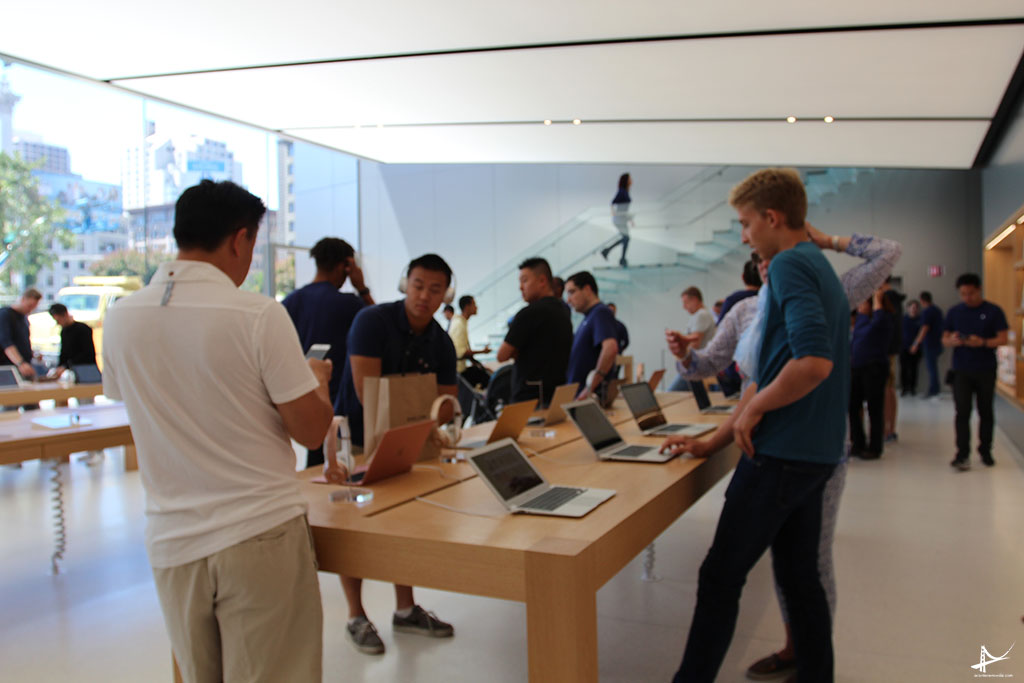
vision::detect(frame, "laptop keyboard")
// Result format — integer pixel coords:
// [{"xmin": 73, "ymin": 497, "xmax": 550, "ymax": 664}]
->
[
  {"xmin": 612, "ymin": 445, "xmax": 651, "ymax": 457},
  {"xmin": 521, "ymin": 486, "xmax": 586, "ymax": 511},
  {"xmin": 656, "ymin": 424, "xmax": 685, "ymax": 433}
]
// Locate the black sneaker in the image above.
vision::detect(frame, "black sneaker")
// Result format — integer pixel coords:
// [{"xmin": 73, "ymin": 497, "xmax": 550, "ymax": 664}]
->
[
  {"xmin": 950, "ymin": 458, "xmax": 970, "ymax": 472},
  {"xmin": 393, "ymin": 605, "xmax": 454, "ymax": 638},
  {"xmin": 981, "ymin": 456, "xmax": 995, "ymax": 467},
  {"xmin": 347, "ymin": 617, "xmax": 385, "ymax": 655}
]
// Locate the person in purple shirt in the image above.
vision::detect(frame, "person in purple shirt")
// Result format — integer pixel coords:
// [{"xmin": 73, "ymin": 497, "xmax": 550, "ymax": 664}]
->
[
  {"xmin": 849, "ymin": 289, "xmax": 895, "ymax": 459},
  {"xmin": 910, "ymin": 291, "xmax": 943, "ymax": 397},
  {"xmin": 565, "ymin": 271, "xmax": 619, "ymax": 400},
  {"xmin": 942, "ymin": 273, "xmax": 1009, "ymax": 470}
]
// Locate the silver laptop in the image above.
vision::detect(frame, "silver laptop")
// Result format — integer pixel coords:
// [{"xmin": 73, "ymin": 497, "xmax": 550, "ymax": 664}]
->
[
  {"xmin": 620, "ymin": 382, "xmax": 715, "ymax": 437},
  {"xmin": 527, "ymin": 382, "xmax": 579, "ymax": 426},
  {"xmin": 563, "ymin": 399, "xmax": 673, "ymax": 463},
  {"xmin": 0, "ymin": 366, "xmax": 24, "ymax": 389},
  {"xmin": 467, "ymin": 438, "xmax": 615, "ymax": 517},
  {"xmin": 691, "ymin": 379, "xmax": 735, "ymax": 414}
]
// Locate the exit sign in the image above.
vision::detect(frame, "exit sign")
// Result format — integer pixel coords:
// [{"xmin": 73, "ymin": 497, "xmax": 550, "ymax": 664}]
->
[{"xmin": 928, "ymin": 265, "xmax": 944, "ymax": 278}]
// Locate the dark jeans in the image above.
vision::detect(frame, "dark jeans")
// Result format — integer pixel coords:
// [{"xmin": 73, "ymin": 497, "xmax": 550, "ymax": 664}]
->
[
  {"xmin": 673, "ymin": 454, "xmax": 837, "ymax": 683},
  {"xmin": 923, "ymin": 345, "xmax": 941, "ymax": 396},
  {"xmin": 952, "ymin": 369, "xmax": 997, "ymax": 461},
  {"xmin": 849, "ymin": 362, "xmax": 888, "ymax": 455},
  {"xmin": 899, "ymin": 349, "xmax": 921, "ymax": 395}
]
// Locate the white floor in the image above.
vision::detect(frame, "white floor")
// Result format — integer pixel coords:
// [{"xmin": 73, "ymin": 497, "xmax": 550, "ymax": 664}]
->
[{"xmin": 1, "ymin": 396, "xmax": 1022, "ymax": 682}]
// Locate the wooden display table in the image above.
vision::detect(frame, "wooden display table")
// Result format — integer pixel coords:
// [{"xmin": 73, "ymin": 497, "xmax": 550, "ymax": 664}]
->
[
  {"xmin": 0, "ymin": 382, "xmax": 105, "ymax": 407},
  {"xmin": 303, "ymin": 394, "xmax": 734, "ymax": 682}
]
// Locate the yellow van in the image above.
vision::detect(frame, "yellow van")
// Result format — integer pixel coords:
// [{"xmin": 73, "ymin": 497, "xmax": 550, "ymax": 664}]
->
[{"xmin": 29, "ymin": 276, "xmax": 143, "ymax": 369}]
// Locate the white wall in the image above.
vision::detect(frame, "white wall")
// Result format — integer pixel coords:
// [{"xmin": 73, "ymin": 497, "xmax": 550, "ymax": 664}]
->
[{"xmin": 358, "ymin": 162, "xmax": 982, "ymax": 387}]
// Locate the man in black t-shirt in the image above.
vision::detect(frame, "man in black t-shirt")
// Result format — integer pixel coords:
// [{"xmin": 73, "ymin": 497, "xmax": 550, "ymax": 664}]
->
[
  {"xmin": 0, "ymin": 288, "xmax": 42, "ymax": 381},
  {"xmin": 497, "ymin": 257, "xmax": 572, "ymax": 406},
  {"xmin": 49, "ymin": 304, "xmax": 97, "ymax": 372}
]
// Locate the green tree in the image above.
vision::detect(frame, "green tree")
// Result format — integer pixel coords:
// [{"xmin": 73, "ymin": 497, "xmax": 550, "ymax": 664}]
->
[
  {"xmin": 0, "ymin": 152, "xmax": 73, "ymax": 290},
  {"xmin": 90, "ymin": 249, "xmax": 172, "ymax": 284},
  {"xmin": 275, "ymin": 252, "xmax": 296, "ymax": 299}
]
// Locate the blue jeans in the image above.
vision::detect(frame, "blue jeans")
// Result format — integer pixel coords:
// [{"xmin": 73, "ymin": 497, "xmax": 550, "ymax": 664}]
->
[
  {"xmin": 923, "ymin": 345, "xmax": 941, "ymax": 396},
  {"xmin": 673, "ymin": 454, "xmax": 837, "ymax": 683}
]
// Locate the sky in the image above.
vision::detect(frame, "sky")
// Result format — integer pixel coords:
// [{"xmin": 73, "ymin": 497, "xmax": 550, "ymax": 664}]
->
[{"xmin": 2, "ymin": 62, "xmax": 279, "ymax": 209}]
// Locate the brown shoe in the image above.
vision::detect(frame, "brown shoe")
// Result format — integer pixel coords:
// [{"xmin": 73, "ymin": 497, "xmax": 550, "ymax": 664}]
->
[{"xmin": 746, "ymin": 652, "xmax": 797, "ymax": 680}]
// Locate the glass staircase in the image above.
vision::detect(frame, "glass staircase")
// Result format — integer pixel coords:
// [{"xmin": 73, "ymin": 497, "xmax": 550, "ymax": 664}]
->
[{"xmin": 468, "ymin": 166, "xmax": 874, "ymax": 347}]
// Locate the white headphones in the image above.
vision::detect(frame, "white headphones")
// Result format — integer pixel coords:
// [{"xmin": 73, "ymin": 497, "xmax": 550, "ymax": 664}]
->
[
  {"xmin": 323, "ymin": 415, "xmax": 353, "ymax": 484},
  {"xmin": 430, "ymin": 394, "xmax": 463, "ymax": 448},
  {"xmin": 397, "ymin": 260, "xmax": 457, "ymax": 305}
]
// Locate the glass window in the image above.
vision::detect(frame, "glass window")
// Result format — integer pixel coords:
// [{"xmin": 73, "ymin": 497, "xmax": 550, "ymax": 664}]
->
[{"xmin": 59, "ymin": 293, "xmax": 100, "ymax": 311}]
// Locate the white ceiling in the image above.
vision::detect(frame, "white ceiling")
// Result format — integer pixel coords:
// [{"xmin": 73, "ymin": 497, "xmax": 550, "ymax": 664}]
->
[{"xmin": 2, "ymin": 1, "xmax": 1023, "ymax": 167}]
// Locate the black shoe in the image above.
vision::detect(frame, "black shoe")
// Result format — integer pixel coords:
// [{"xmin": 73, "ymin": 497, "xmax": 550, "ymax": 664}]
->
[
  {"xmin": 600, "ymin": 247, "xmax": 610, "ymax": 260},
  {"xmin": 860, "ymin": 451, "xmax": 881, "ymax": 460},
  {"xmin": 950, "ymin": 458, "xmax": 970, "ymax": 472},
  {"xmin": 981, "ymin": 456, "xmax": 995, "ymax": 467},
  {"xmin": 619, "ymin": 258, "xmax": 628, "ymax": 268},
  {"xmin": 393, "ymin": 605, "xmax": 454, "ymax": 638}
]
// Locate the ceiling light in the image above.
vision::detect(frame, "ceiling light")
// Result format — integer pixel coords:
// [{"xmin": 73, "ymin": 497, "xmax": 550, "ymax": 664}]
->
[
  {"xmin": 824, "ymin": 116, "xmax": 835, "ymax": 123},
  {"xmin": 986, "ymin": 224, "xmax": 1015, "ymax": 250},
  {"xmin": 543, "ymin": 120, "xmax": 552, "ymax": 126},
  {"xmin": 376, "ymin": 123, "xmax": 383, "ymax": 129},
  {"xmin": 786, "ymin": 116, "xmax": 797, "ymax": 124},
  {"xmin": 572, "ymin": 119, "xmax": 582, "ymax": 126},
  {"xmin": 1017, "ymin": 215, "xmax": 1024, "ymax": 225}
]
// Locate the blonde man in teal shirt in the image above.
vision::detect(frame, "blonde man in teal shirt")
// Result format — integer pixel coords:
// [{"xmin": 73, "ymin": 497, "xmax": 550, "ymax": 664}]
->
[{"xmin": 672, "ymin": 169, "xmax": 849, "ymax": 683}]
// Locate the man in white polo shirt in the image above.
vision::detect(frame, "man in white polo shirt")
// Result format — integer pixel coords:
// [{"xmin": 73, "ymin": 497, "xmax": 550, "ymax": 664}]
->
[{"xmin": 102, "ymin": 180, "xmax": 334, "ymax": 682}]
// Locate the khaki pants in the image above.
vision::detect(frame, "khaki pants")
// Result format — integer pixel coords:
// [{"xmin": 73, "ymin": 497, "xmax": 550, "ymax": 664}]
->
[{"xmin": 152, "ymin": 515, "xmax": 322, "ymax": 683}]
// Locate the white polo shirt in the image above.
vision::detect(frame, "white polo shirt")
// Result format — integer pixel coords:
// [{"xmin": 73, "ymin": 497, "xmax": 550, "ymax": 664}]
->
[{"xmin": 103, "ymin": 260, "xmax": 319, "ymax": 568}]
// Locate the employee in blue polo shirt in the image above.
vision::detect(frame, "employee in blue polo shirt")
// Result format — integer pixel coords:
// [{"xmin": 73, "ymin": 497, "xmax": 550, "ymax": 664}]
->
[
  {"xmin": 336, "ymin": 253, "xmax": 458, "ymax": 656},
  {"xmin": 910, "ymin": 291, "xmax": 944, "ymax": 397},
  {"xmin": 283, "ymin": 237, "xmax": 374, "ymax": 467},
  {"xmin": 565, "ymin": 271, "xmax": 620, "ymax": 400},
  {"xmin": 606, "ymin": 302, "xmax": 630, "ymax": 353},
  {"xmin": 672, "ymin": 168, "xmax": 849, "ymax": 683},
  {"xmin": 943, "ymin": 273, "xmax": 1008, "ymax": 471}
]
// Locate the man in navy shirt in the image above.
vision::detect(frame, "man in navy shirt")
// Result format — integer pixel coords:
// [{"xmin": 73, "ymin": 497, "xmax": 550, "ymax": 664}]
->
[
  {"xmin": 910, "ymin": 291, "xmax": 944, "ymax": 397},
  {"xmin": 283, "ymin": 237, "xmax": 374, "ymax": 467},
  {"xmin": 672, "ymin": 169, "xmax": 848, "ymax": 683},
  {"xmin": 943, "ymin": 273, "xmax": 1008, "ymax": 470},
  {"xmin": 336, "ymin": 253, "xmax": 458, "ymax": 654},
  {"xmin": 606, "ymin": 302, "xmax": 630, "ymax": 352},
  {"xmin": 0, "ymin": 288, "xmax": 42, "ymax": 381},
  {"xmin": 565, "ymin": 271, "xmax": 619, "ymax": 400}
]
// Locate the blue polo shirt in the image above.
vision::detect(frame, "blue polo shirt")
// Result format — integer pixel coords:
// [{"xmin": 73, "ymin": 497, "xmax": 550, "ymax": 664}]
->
[
  {"xmin": 901, "ymin": 314, "xmax": 921, "ymax": 353},
  {"xmin": 614, "ymin": 319, "xmax": 629, "ymax": 352},
  {"xmin": 282, "ymin": 281, "xmax": 364, "ymax": 409},
  {"xmin": 340, "ymin": 300, "xmax": 457, "ymax": 445},
  {"xmin": 567, "ymin": 302, "xmax": 619, "ymax": 385},
  {"xmin": 754, "ymin": 242, "xmax": 850, "ymax": 464},
  {"xmin": 920, "ymin": 305, "xmax": 943, "ymax": 351},
  {"xmin": 943, "ymin": 301, "xmax": 1008, "ymax": 372},
  {"xmin": 851, "ymin": 310, "xmax": 893, "ymax": 369}
]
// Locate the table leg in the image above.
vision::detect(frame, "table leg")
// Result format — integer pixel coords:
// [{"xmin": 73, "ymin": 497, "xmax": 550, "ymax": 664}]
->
[
  {"xmin": 525, "ymin": 538, "xmax": 597, "ymax": 682},
  {"xmin": 124, "ymin": 444, "xmax": 138, "ymax": 472}
]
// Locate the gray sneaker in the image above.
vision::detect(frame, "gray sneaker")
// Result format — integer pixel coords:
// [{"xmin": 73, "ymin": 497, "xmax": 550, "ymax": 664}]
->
[
  {"xmin": 347, "ymin": 617, "xmax": 385, "ymax": 655},
  {"xmin": 392, "ymin": 605, "xmax": 454, "ymax": 638}
]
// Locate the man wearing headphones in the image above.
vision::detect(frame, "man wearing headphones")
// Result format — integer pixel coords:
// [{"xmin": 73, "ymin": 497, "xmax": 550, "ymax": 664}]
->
[
  {"xmin": 283, "ymin": 237, "xmax": 374, "ymax": 468},
  {"xmin": 336, "ymin": 252, "xmax": 458, "ymax": 656}
]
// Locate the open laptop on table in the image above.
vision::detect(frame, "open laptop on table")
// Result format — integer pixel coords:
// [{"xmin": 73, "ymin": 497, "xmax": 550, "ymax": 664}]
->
[
  {"xmin": 315, "ymin": 419, "xmax": 435, "ymax": 485},
  {"xmin": 647, "ymin": 369, "xmax": 666, "ymax": 391},
  {"xmin": 0, "ymin": 366, "xmax": 24, "ymax": 389},
  {"xmin": 563, "ymin": 399, "xmax": 674, "ymax": 462},
  {"xmin": 71, "ymin": 363, "xmax": 102, "ymax": 384},
  {"xmin": 527, "ymin": 383, "xmax": 579, "ymax": 426},
  {"xmin": 459, "ymin": 398, "xmax": 538, "ymax": 449},
  {"xmin": 466, "ymin": 438, "xmax": 614, "ymax": 517},
  {"xmin": 690, "ymin": 379, "xmax": 735, "ymax": 414},
  {"xmin": 620, "ymin": 382, "xmax": 715, "ymax": 438}
]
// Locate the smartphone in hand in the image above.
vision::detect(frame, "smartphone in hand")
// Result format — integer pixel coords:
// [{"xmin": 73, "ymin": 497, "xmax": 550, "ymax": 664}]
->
[{"xmin": 306, "ymin": 344, "xmax": 331, "ymax": 360}]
